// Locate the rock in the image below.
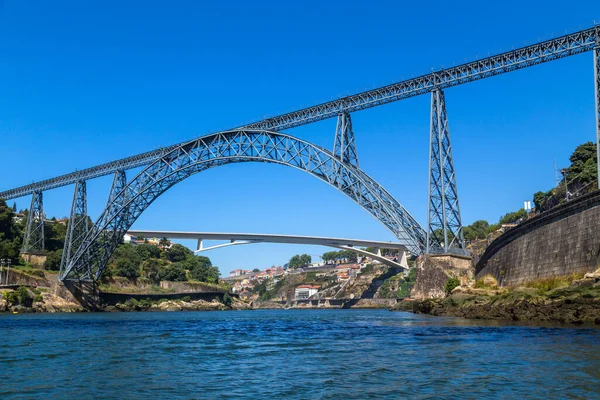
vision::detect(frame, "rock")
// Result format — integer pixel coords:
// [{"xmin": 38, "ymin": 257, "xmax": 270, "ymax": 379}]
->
[{"xmin": 481, "ymin": 275, "xmax": 498, "ymax": 287}]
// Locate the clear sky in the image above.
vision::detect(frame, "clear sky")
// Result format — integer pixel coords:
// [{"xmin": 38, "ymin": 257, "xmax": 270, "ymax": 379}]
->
[{"xmin": 1, "ymin": 1, "xmax": 599, "ymax": 275}]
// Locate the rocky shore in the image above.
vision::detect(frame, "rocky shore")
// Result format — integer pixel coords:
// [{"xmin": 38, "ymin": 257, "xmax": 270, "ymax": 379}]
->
[{"xmin": 391, "ymin": 270, "xmax": 600, "ymax": 325}]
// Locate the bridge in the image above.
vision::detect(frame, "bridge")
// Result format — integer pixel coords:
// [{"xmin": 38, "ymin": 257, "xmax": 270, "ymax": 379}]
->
[
  {"xmin": 0, "ymin": 25, "xmax": 598, "ymax": 282},
  {"xmin": 127, "ymin": 230, "xmax": 410, "ymax": 269}
]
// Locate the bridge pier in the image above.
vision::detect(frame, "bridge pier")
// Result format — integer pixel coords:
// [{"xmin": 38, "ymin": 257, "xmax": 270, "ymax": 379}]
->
[
  {"xmin": 21, "ymin": 191, "xmax": 45, "ymax": 255},
  {"xmin": 60, "ymin": 180, "xmax": 90, "ymax": 278},
  {"xmin": 594, "ymin": 40, "xmax": 600, "ymax": 189},
  {"xmin": 426, "ymin": 88, "xmax": 466, "ymax": 255},
  {"xmin": 333, "ymin": 112, "xmax": 359, "ymax": 167}
]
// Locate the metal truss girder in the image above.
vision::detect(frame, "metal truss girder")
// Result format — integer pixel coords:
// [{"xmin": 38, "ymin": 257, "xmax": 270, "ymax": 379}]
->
[
  {"xmin": 427, "ymin": 89, "xmax": 466, "ymax": 254},
  {"xmin": 2, "ymin": 27, "xmax": 599, "ymax": 200},
  {"xmin": 61, "ymin": 130, "xmax": 426, "ymax": 281},
  {"xmin": 22, "ymin": 191, "xmax": 44, "ymax": 253},
  {"xmin": 333, "ymin": 112, "xmax": 359, "ymax": 167},
  {"xmin": 60, "ymin": 180, "xmax": 90, "ymax": 278}
]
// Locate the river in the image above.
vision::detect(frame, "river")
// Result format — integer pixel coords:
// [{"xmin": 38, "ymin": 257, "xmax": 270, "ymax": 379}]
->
[{"xmin": 1, "ymin": 309, "xmax": 599, "ymax": 398}]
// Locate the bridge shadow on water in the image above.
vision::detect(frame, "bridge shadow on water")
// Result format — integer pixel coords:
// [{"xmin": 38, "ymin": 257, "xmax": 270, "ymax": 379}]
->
[{"xmin": 341, "ymin": 267, "xmax": 402, "ymax": 309}]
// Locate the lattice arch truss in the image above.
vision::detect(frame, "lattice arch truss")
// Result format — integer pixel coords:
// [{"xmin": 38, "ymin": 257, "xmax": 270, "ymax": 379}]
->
[{"xmin": 61, "ymin": 129, "xmax": 427, "ymax": 281}]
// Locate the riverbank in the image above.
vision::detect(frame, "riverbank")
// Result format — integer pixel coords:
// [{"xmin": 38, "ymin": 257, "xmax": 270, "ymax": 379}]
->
[{"xmin": 391, "ymin": 270, "xmax": 600, "ymax": 324}]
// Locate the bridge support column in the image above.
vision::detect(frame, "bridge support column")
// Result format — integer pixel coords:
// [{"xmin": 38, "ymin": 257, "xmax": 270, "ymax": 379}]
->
[
  {"xmin": 60, "ymin": 180, "xmax": 89, "ymax": 278},
  {"xmin": 594, "ymin": 43, "xmax": 600, "ymax": 189},
  {"xmin": 333, "ymin": 112, "xmax": 359, "ymax": 167},
  {"xmin": 399, "ymin": 250, "xmax": 409, "ymax": 269},
  {"xmin": 107, "ymin": 169, "xmax": 127, "ymax": 210},
  {"xmin": 426, "ymin": 89, "xmax": 466, "ymax": 255},
  {"xmin": 197, "ymin": 239, "xmax": 203, "ymax": 251},
  {"xmin": 22, "ymin": 191, "xmax": 45, "ymax": 254}
]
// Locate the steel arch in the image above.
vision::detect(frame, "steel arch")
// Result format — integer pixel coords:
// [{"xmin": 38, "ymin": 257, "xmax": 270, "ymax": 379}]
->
[{"xmin": 61, "ymin": 129, "xmax": 426, "ymax": 281}]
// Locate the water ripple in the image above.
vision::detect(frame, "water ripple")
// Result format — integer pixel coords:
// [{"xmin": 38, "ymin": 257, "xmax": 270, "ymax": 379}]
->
[{"xmin": 0, "ymin": 310, "xmax": 599, "ymax": 398}]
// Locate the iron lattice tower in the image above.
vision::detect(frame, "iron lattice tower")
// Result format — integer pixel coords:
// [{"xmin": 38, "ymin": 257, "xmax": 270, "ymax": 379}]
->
[
  {"xmin": 333, "ymin": 112, "xmax": 359, "ymax": 167},
  {"xmin": 594, "ymin": 25, "xmax": 600, "ymax": 189},
  {"xmin": 60, "ymin": 180, "xmax": 89, "ymax": 278},
  {"xmin": 426, "ymin": 89, "xmax": 466, "ymax": 254},
  {"xmin": 106, "ymin": 169, "xmax": 127, "ymax": 211},
  {"xmin": 22, "ymin": 191, "xmax": 45, "ymax": 253}
]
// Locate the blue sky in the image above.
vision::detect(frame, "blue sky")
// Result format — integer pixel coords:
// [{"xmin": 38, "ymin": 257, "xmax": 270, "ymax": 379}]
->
[{"xmin": 1, "ymin": 1, "xmax": 599, "ymax": 274}]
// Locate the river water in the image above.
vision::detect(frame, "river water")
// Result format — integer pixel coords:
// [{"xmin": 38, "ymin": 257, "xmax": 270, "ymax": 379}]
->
[{"xmin": 1, "ymin": 310, "xmax": 599, "ymax": 399}]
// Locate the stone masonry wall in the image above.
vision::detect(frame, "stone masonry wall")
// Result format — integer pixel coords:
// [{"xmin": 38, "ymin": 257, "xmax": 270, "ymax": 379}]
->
[
  {"xmin": 412, "ymin": 254, "xmax": 474, "ymax": 300},
  {"xmin": 476, "ymin": 190, "xmax": 600, "ymax": 286}
]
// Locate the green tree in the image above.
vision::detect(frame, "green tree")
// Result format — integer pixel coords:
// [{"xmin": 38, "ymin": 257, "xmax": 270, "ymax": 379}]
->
[
  {"xmin": 142, "ymin": 258, "xmax": 166, "ymax": 283},
  {"xmin": 44, "ymin": 249, "xmax": 63, "ymax": 271},
  {"xmin": 135, "ymin": 243, "xmax": 162, "ymax": 261},
  {"xmin": 12, "ymin": 203, "xmax": 16, "ymax": 212},
  {"xmin": 252, "ymin": 268, "xmax": 260, "ymax": 273},
  {"xmin": 498, "ymin": 209, "xmax": 527, "ymax": 225},
  {"xmin": 222, "ymin": 292, "xmax": 233, "ymax": 307},
  {"xmin": 288, "ymin": 253, "xmax": 311, "ymax": 269},
  {"xmin": 322, "ymin": 251, "xmax": 339, "ymax": 264},
  {"xmin": 167, "ymin": 244, "xmax": 192, "ymax": 262},
  {"xmin": 159, "ymin": 263, "xmax": 187, "ymax": 282},
  {"xmin": 0, "ymin": 199, "xmax": 22, "ymax": 264},
  {"xmin": 445, "ymin": 277, "xmax": 460, "ymax": 295},
  {"xmin": 159, "ymin": 237, "xmax": 170, "ymax": 248},
  {"xmin": 463, "ymin": 220, "xmax": 490, "ymax": 241},
  {"xmin": 114, "ymin": 258, "xmax": 140, "ymax": 279}
]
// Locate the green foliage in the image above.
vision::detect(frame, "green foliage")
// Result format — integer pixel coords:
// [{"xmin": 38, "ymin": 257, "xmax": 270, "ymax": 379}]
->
[
  {"xmin": 252, "ymin": 268, "xmax": 260, "ymax": 273},
  {"xmin": 159, "ymin": 263, "xmax": 187, "ymax": 282},
  {"xmin": 44, "ymin": 249, "xmax": 62, "ymax": 271},
  {"xmin": 33, "ymin": 293, "xmax": 43, "ymax": 303},
  {"xmin": 135, "ymin": 243, "xmax": 162, "ymax": 261},
  {"xmin": 498, "ymin": 209, "xmax": 527, "ymax": 225},
  {"xmin": 463, "ymin": 220, "xmax": 489, "ymax": 241},
  {"xmin": 44, "ymin": 220, "xmax": 68, "ymax": 252},
  {"xmin": 167, "ymin": 244, "xmax": 193, "ymax": 262},
  {"xmin": 0, "ymin": 199, "xmax": 23, "ymax": 265},
  {"xmin": 322, "ymin": 250, "xmax": 358, "ymax": 263},
  {"xmin": 181, "ymin": 296, "xmax": 191, "ymax": 302},
  {"xmin": 142, "ymin": 258, "xmax": 167, "ymax": 284},
  {"xmin": 444, "ymin": 278, "xmax": 460, "ymax": 295},
  {"xmin": 222, "ymin": 292, "xmax": 233, "ymax": 307},
  {"xmin": 288, "ymin": 254, "xmax": 311, "ymax": 269},
  {"xmin": 114, "ymin": 258, "xmax": 140, "ymax": 280},
  {"xmin": 2, "ymin": 290, "xmax": 17, "ymax": 305}
]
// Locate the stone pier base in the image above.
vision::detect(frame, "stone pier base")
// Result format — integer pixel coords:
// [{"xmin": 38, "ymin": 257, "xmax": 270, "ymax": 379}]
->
[{"xmin": 411, "ymin": 254, "xmax": 473, "ymax": 300}]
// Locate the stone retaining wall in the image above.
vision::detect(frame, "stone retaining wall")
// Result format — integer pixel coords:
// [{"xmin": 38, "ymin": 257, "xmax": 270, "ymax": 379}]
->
[{"xmin": 476, "ymin": 190, "xmax": 600, "ymax": 286}]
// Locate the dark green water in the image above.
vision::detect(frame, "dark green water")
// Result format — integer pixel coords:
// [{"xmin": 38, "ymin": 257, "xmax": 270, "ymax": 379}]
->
[{"xmin": 1, "ymin": 309, "xmax": 599, "ymax": 399}]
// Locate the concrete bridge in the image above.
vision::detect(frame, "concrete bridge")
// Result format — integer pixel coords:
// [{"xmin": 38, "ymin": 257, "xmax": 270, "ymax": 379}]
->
[{"xmin": 127, "ymin": 230, "xmax": 410, "ymax": 270}]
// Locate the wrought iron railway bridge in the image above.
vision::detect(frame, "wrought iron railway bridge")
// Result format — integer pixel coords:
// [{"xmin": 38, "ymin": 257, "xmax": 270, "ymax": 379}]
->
[{"xmin": 0, "ymin": 25, "xmax": 598, "ymax": 282}]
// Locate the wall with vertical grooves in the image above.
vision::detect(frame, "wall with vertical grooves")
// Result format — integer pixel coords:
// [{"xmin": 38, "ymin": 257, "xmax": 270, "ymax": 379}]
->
[{"xmin": 475, "ymin": 190, "xmax": 600, "ymax": 286}]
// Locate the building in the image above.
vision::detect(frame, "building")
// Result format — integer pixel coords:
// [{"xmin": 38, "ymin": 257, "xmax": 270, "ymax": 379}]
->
[
  {"xmin": 294, "ymin": 284, "xmax": 320, "ymax": 300},
  {"xmin": 229, "ymin": 269, "xmax": 250, "ymax": 277},
  {"xmin": 335, "ymin": 264, "xmax": 360, "ymax": 281}
]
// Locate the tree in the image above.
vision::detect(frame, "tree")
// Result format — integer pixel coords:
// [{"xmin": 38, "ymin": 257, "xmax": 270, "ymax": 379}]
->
[
  {"xmin": 252, "ymin": 268, "xmax": 260, "ymax": 273},
  {"xmin": 159, "ymin": 237, "xmax": 170, "ymax": 248},
  {"xmin": 0, "ymin": 199, "xmax": 22, "ymax": 264},
  {"xmin": 135, "ymin": 243, "xmax": 162, "ymax": 261},
  {"xmin": 498, "ymin": 209, "xmax": 527, "ymax": 225},
  {"xmin": 114, "ymin": 258, "xmax": 140, "ymax": 279},
  {"xmin": 44, "ymin": 249, "xmax": 62, "ymax": 271},
  {"xmin": 322, "ymin": 251, "xmax": 338, "ymax": 264},
  {"xmin": 159, "ymin": 263, "xmax": 187, "ymax": 282},
  {"xmin": 167, "ymin": 244, "xmax": 192, "ymax": 262},
  {"xmin": 463, "ymin": 220, "xmax": 490, "ymax": 241},
  {"xmin": 288, "ymin": 253, "xmax": 311, "ymax": 269},
  {"xmin": 12, "ymin": 203, "xmax": 16, "ymax": 212},
  {"xmin": 142, "ymin": 258, "xmax": 166, "ymax": 283}
]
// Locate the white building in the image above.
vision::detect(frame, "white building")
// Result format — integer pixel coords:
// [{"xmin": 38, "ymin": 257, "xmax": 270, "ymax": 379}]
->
[{"xmin": 294, "ymin": 285, "xmax": 320, "ymax": 300}]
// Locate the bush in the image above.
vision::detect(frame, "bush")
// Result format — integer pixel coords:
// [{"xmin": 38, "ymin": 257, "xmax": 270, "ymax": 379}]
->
[
  {"xmin": 158, "ymin": 263, "xmax": 187, "ymax": 282},
  {"xmin": 44, "ymin": 249, "xmax": 62, "ymax": 271},
  {"xmin": 181, "ymin": 296, "xmax": 191, "ymax": 302},
  {"xmin": 444, "ymin": 278, "xmax": 460, "ymax": 295},
  {"xmin": 114, "ymin": 258, "xmax": 140, "ymax": 280},
  {"xmin": 33, "ymin": 294, "xmax": 43, "ymax": 303},
  {"xmin": 222, "ymin": 293, "xmax": 233, "ymax": 307}
]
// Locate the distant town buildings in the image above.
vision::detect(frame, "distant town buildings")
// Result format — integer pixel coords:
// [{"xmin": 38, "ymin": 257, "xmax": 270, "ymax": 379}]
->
[{"xmin": 123, "ymin": 234, "xmax": 172, "ymax": 248}]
